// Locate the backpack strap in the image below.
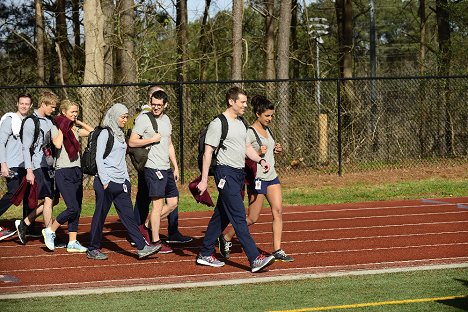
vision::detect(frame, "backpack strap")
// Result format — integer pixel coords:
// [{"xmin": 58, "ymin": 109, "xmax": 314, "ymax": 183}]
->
[
  {"xmin": 144, "ymin": 112, "xmax": 159, "ymax": 133},
  {"xmin": 102, "ymin": 127, "xmax": 114, "ymax": 159},
  {"xmin": 213, "ymin": 114, "xmax": 229, "ymax": 160},
  {"xmin": 249, "ymin": 126, "xmax": 263, "ymax": 148},
  {"xmin": 20, "ymin": 115, "xmax": 41, "ymax": 156}
]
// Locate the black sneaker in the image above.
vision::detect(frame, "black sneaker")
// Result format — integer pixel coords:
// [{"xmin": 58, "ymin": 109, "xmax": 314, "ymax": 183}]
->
[
  {"xmin": 26, "ymin": 227, "xmax": 43, "ymax": 238},
  {"xmin": 166, "ymin": 232, "xmax": 193, "ymax": 244},
  {"xmin": 272, "ymin": 249, "xmax": 294, "ymax": 262},
  {"xmin": 15, "ymin": 220, "xmax": 28, "ymax": 245},
  {"xmin": 54, "ymin": 237, "xmax": 67, "ymax": 248},
  {"xmin": 217, "ymin": 234, "xmax": 232, "ymax": 259}
]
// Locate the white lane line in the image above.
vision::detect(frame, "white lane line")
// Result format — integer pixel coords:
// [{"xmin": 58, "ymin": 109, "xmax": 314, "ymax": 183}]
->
[
  {"xmin": 1, "ymin": 221, "xmax": 467, "ymax": 251},
  {"xmin": 75, "ymin": 202, "xmax": 468, "ymax": 225},
  {"xmin": 3, "ymin": 241, "xmax": 468, "ymax": 273},
  {"xmin": 2, "ymin": 230, "xmax": 468, "ymax": 260}
]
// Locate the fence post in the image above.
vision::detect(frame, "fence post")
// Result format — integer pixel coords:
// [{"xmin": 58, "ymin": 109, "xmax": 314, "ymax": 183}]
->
[{"xmin": 176, "ymin": 81, "xmax": 185, "ymax": 184}]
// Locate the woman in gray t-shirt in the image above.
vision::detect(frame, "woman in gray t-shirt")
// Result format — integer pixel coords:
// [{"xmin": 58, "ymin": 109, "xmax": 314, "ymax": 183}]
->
[
  {"xmin": 222, "ymin": 95, "xmax": 294, "ymax": 262},
  {"xmin": 42, "ymin": 99, "xmax": 93, "ymax": 252}
]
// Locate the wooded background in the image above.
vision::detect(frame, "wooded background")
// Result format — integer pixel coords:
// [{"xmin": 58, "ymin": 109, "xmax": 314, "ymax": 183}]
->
[
  {"xmin": 0, "ymin": 0, "xmax": 466, "ymax": 86},
  {"xmin": 0, "ymin": 0, "xmax": 466, "ymax": 184}
]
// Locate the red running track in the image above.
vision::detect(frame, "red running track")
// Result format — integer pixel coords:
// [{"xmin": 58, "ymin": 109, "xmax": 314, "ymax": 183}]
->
[{"xmin": 1, "ymin": 197, "xmax": 468, "ymax": 296}]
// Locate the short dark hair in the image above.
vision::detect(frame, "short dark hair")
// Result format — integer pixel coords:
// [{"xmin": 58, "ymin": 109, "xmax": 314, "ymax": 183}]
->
[
  {"xmin": 225, "ymin": 86, "xmax": 247, "ymax": 107},
  {"xmin": 151, "ymin": 90, "xmax": 168, "ymax": 104},
  {"xmin": 17, "ymin": 93, "xmax": 33, "ymax": 103},
  {"xmin": 251, "ymin": 95, "xmax": 274, "ymax": 116}
]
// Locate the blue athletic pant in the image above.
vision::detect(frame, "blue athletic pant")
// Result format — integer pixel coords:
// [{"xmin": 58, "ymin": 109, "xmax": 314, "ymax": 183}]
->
[
  {"xmin": 0, "ymin": 167, "xmax": 29, "ymax": 218},
  {"xmin": 89, "ymin": 178, "xmax": 146, "ymax": 251},
  {"xmin": 199, "ymin": 165, "xmax": 260, "ymax": 264},
  {"xmin": 54, "ymin": 167, "xmax": 82, "ymax": 233}
]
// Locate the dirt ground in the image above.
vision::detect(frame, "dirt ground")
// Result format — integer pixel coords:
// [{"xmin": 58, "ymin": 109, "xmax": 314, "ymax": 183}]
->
[{"xmin": 280, "ymin": 161, "xmax": 468, "ymax": 189}]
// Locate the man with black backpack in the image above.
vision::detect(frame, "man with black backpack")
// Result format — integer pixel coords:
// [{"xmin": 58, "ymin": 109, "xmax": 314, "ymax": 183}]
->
[
  {"xmin": 128, "ymin": 86, "xmax": 192, "ymax": 252},
  {"xmin": 15, "ymin": 90, "xmax": 59, "ymax": 245},
  {"xmin": 128, "ymin": 89, "xmax": 183, "ymax": 252},
  {"xmin": 0, "ymin": 93, "xmax": 33, "ymax": 241},
  {"xmin": 195, "ymin": 86, "xmax": 276, "ymax": 273}
]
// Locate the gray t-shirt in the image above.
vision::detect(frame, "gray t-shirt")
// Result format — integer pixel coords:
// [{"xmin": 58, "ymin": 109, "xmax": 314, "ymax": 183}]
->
[
  {"xmin": 51, "ymin": 125, "xmax": 81, "ymax": 169},
  {"xmin": 0, "ymin": 115, "xmax": 24, "ymax": 168},
  {"xmin": 132, "ymin": 113, "xmax": 172, "ymax": 170},
  {"xmin": 247, "ymin": 128, "xmax": 277, "ymax": 181},
  {"xmin": 22, "ymin": 111, "xmax": 54, "ymax": 170},
  {"xmin": 205, "ymin": 114, "xmax": 247, "ymax": 169}
]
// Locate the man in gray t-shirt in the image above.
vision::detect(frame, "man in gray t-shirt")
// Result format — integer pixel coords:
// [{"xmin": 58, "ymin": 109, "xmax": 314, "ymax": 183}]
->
[
  {"xmin": 0, "ymin": 93, "xmax": 32, "ymax": 240},
  {"xmin": 128, "ymin": 90, "xmax": 180, "ymax": 249},
  {"xmin": 195, "ymin": 86, "xmax": 276, "ymax": 273}
]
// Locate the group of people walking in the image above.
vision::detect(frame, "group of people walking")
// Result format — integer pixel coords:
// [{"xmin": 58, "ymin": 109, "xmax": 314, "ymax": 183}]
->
[{"xmin": 0, "ymin": 86, "xmax": 293, "ymax": 272}]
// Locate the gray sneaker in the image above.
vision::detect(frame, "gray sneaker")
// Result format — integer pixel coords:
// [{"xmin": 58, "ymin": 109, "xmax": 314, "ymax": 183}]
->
[
  {"xmin": 87, "ymin": 249, "xmax": 108, "ymax": 260},
  {"xmin": 15, "ymin": 220, "xmax": 28, "ymax": 245},
  {"xmin": 251, "ymin": 255, "xmax": 275, "ymax": 273},
  {"xmin": 196, "ymin": 254, "xmax": 225, "ymax": 267},
  {"xmin": 137, "ymin": 244, "xmax": 161, "ymax": 259},
  {"xmin": 42, "ymin": 228, "xmax": 56, "ymax": 251}
]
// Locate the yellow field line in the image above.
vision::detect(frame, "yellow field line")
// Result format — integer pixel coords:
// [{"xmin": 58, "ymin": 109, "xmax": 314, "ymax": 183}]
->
[{"xmin": 268, "ymin": 295, "xmax": 468, "ymax": 312}]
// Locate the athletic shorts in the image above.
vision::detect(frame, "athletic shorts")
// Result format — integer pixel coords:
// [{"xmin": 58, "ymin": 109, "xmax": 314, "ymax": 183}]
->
[
  {"xmin": 144, "ymin": 168, "xmax": 179, "ymax": 199},
  {"xmin": 247, "ymin": 176, "xmax": 280, "ymax": 195}
]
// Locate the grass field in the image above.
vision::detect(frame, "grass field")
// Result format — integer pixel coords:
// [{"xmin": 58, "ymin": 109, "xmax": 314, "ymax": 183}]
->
[{"xmin": 1, "ymin": 268, "xmax": 467, "ymax": 311}]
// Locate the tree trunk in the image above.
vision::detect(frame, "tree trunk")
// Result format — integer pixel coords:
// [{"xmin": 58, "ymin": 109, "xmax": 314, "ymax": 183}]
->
[
  {"xmin": 102, "ymin": 0, "xmax": 115, "ymax": 85},
  {"xmin": 231, "ymin": 0, "xmax": 243, "ymax": 82},
  {"xmin": 176, "ymin": 0, "xmax": 191, "ymax": 134},
  {"xmin": 35, "ymin": 0, "xmax": 45, "ymax": 85},
  {"xmin": 115, "ymin": 0, "xmax": 137, "ymax": 106},
  {"xmin": 72, "ymin": 0, "xmax": 81, "ymax": 64},
  {"xmin": 276, "ymin": 0, "xmax": 292, "ymax": 151},
  {"xmin": 335, "ymin": 0, "xmax": 356, "ymax": 157},
  {"xmin": 81, "ymin": 0, "xmax": 106, "ymax": 126},
  {"xmin": 436, "ymin": 0, "xmax": 453, "ymax": 156},
  {"xmin": 291, "ymin": 0, "xmax": 299, "ymax": 80},
  {"xmin": 418, "ymin": 0, "xmax": 428, "ymax": 156},
  {"xmin": 199, "ymin": 0, "xmax": 212, "ymax": 81},
  {"xmin": 55, "ymin": 0, "xmax": 69, "ymax": 85},
  {"xmin": 264, "ymin": 0, "xmax": 275, "ymax": 82}
]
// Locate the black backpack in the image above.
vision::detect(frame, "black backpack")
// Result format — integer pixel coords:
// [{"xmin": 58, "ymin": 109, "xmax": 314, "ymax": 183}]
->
[
  {"xmin": 127, "ymin": 112, "xmax": 159, "ymax": 172},
  {"xmin": 81, "ymin": 126, "xmax": 114, "ymax": 175},
  {"xmin": 19, "ymin": 114, "xmax": 55, "ymax": 157},
  {"xmin": 197, "ymin": 114, "xmax": 248, "ymax": 176}
]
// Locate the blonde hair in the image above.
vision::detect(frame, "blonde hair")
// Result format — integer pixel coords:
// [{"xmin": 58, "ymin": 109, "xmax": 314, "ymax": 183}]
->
[
  {"xmin": 37, "ymin": 90, "xmax": 59, "ymax": 108},
  {"xmin": 60, "ymin": 99, "xmax": 79, "ymax": 115}
]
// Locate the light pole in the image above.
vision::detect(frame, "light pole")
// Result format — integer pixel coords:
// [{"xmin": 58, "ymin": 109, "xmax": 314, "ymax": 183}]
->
[
  {"xmin": 308, "ymin": 18, "xmax": 329, "ymax": 164},
  {"xmin": 308, "ymin": 18, "xmax": 329, "ymax": 112}
]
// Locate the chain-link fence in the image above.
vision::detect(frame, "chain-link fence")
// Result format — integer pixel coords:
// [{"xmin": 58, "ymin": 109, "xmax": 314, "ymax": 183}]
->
[{"xmin": 0, "ymin": 76, "xmax": 467, "ymax": 190}]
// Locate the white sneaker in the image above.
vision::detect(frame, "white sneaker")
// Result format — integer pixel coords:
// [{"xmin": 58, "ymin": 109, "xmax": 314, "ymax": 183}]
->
[
  {"xmin": 67, "ymin": 240, "xmax": 87, "ymax": 253},
  {"xmin": 42, "ymin": 228, "xmax": 56, "ymax": 251}
]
